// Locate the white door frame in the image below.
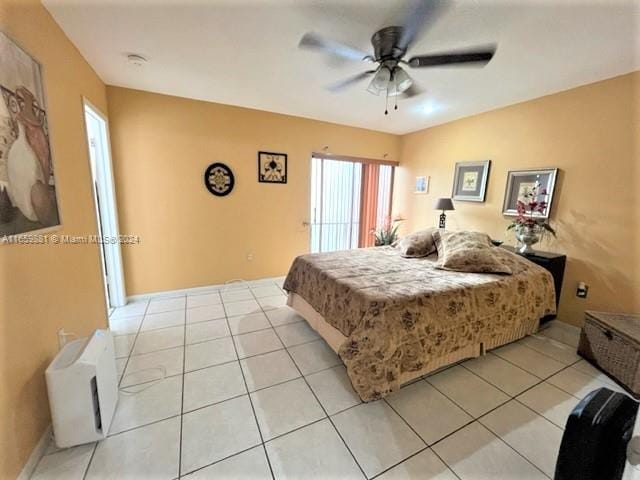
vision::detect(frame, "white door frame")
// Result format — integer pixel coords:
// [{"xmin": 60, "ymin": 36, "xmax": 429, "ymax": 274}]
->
[{"xmin": 83, "ymin": 99, "xmax": 127, "ymax": 308}]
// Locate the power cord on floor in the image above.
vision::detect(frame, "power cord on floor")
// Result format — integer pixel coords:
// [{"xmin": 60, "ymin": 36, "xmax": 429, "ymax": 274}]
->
[
  {"xmin": 119, "ymin": 366, "xmax": 167, "ymax": 395},
  {"xmin": 223, "ymin": 279, "xmax": 250, "ymax": 291}
]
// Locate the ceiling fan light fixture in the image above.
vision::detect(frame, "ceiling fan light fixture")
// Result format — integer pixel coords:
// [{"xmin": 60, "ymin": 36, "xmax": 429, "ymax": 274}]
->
[{"xmin": 387, "ymin": 67, "xmax": 413, "ymax": 97}]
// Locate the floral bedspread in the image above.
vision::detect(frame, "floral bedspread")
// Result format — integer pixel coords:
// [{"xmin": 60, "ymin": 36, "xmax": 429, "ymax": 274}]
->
[{"xmin": 283, "ymin": 246, "xmax": 556, "ymax": 401}]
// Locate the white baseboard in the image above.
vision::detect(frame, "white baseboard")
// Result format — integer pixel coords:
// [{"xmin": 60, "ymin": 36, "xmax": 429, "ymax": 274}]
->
[
  {"xmin": 127, "ymin": 282, "xmax": 235, "ymax": 302},
  {"xmin": 127, "ymin": 276, "xmax": 285, "ymax": 303},
  {"xmin": 17, "ymin": 425, "xmax": 51, "ymax": 480}
]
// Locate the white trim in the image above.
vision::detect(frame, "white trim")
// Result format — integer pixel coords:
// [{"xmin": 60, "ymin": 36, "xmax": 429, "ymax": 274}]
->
[
  {"xmin": 17, "ymin": 425, "xmax": 51, "ymax": 480},
  {"xmin": 126, "ymin": 277, "xmax": 285, "ymax": 302},
  {"xmin": 127, "ymin": 284, "xmax": 230, "ymax": 302},
  {"xmin": 83, "ymin": 99, "xmax": 127, "ymax": 308}
]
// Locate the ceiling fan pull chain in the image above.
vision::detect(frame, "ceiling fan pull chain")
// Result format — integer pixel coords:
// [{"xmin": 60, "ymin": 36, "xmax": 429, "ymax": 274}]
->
[
  {"xmin": 394, "ymin": 82, "xmax": 398, "ymax": 111},
  {"xmin": 384, "ymin": 91, "xmax": 389, "ymax": 115}
]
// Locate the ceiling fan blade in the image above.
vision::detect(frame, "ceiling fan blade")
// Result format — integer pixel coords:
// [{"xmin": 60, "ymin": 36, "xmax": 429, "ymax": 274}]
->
[
  {"xmin": 326, "ymin": 71, "xmax": 376, "ymax": 92},
  {"xmin": 408, "ymin": 47, "xmax": 496, "ymax": 67},
  {"xmin": 299, "ymin": 32, "xmax": 371, "ymax": 62},
  {"xmin": 398, "ymin": 0, "xmax": 448, "ymax": 52}
]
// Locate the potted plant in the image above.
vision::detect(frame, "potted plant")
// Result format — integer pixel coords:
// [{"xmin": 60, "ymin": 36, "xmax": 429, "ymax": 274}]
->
[
  {"xmin": 373, "ymin": 216, "xmax": 402, "ymax": 246},
  {"xmin": 507, "ymin": 182, "xmax": 556, "ymax": 253}
]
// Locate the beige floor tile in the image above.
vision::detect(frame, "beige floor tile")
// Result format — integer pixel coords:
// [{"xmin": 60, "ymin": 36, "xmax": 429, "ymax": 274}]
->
[
  {"xmin": 377, "ymin": 448, "xmax": 458, "ymax": 480},
  {"xmin": 183, "ymin": 362, "xmax": 246, "ymax": 412},
  {"xmin": 266, "ymin": 419, "xmax": 364, "ymax": 480},
  {"xmin": 517, "ymin": 382, "xmax": 580, "ymax": 429},
  {"xmin": 181, "ymin": 396, "xmax": 261, "ymax": 475},
  {"xmin": 493, "ymin": 342, "xmax": 565, "ymax": 378},
  {"xmin": 332, "ymin": 401, "xmax": 425, "ymax": 478},
  {"xmin": 181, "ymin": 446, "xmax": 271, "ymax": 480},
  {"xmin": 427, "ymin": 365, "xmax": 509, "ymax": 417},
  {"xmin": 227, "ymin": 312, "xmax": 271, "ymax": 335},
  {"xmin": 121, "ymin": 346, "xmax": 183, "ymax": 387},
  {"xmin": 464, "ymin": 353, "xmax": 539, "ymax": 396},
  {"xmin": 288, "ymin": 339, "xmax": 342, "ymax": 375},
  {"xmin": 184, "ymin": 336, "xmax": 237, "ymax": 372},
  {"xmin": 234, "ymin": 328, "xmax": 283, "ymax": 358},
  {"xmin": 251, "ymin": 378, "xmax": 325, "ymax": 441},
  {"xmin": 240, "ymin": 349, "xmax": 300, "ymax": 392},
  {"xmin": 275, "ymin": 321, "xmax": 319, "ymax": 347},
  {"xmin": 433, "ymin": 422, "xmax": 547, "ymax": 480},
  {"xmin": 386, "ymin": 380, "xmax": 473, "ymax": 445},
  {"xmin": 480, "ymin": 400, "xmax": 563, "ymax": 477},
  {"xmin": 306, "ymin": 365, "xmax": 361, "ymax": 415},
  {"xmin": 87, "ymin": 417, "xmax": 180, "ymax": 480},
  {"xmin": 110, "ymin": 375, "xmax": 182, "ymax": 434},
  {"xmin": 266, "ymin": 306, "xmax": 304, "ymax": 327}
]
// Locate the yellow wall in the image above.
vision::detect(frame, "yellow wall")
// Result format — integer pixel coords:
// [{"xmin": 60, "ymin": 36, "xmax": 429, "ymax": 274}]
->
[
  {"xmin": 395, "ymin": 72, "xmax": 640, "ymax": 327},
  {"xmin": 107, "ymin": 86, "xmax": 400, "ymax": 295},
  {"xmin": 0, "ymin": 1, "xmax": 108, "ymax": 477}
]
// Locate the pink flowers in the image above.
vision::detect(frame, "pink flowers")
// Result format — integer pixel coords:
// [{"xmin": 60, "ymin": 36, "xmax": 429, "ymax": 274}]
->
[{"xmin": 508, "ymin": 183, "xmax": 556, "ymax": 236}]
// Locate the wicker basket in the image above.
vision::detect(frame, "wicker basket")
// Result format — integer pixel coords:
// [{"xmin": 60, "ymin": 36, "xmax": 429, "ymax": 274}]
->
[{"xmin": 578, "ymin": 311, "xmax": 640, "ymax": 397}]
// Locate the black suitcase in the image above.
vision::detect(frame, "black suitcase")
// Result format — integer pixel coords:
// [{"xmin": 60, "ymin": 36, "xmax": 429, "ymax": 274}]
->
[{"xmin": 555, "ymin": 387, "xmax": 638, "ymax": 480}]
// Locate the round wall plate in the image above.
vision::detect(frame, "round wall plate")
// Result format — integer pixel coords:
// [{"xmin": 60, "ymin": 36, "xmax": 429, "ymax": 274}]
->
[{"xmin": 204, "ymin": 163, "xmax": 234, "ymax": 197}]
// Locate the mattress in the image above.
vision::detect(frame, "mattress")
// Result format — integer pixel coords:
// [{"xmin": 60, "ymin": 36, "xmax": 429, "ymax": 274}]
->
[{"xmin": 283, "ymin": 246, "xmax": 556, "ymax": 401}]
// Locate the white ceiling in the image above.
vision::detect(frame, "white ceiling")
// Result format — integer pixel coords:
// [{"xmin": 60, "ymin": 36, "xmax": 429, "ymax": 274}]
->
[{"xmin": 44, "ymin": 0, "xmax": 640, "ymax": 135}]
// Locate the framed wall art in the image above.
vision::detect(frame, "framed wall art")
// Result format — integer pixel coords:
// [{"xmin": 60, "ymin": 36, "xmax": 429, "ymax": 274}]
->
[
  {"xmin": 0, "ymin": 31, "xmax": 61, "ymax": 236},
  {"xmin": 415, "ymin": 176, "xmax": 429, "ymax": 194},
  {"xmin": 502, "ymin": 167, "xmax": 558, "ymax": 219},
  {"xmin": 452, "ymin": 160, "xmax": 491, "ymax": 202},
  {"xmin": 258, "ymin": 151, "xmax": 287, "ymax": 184}
]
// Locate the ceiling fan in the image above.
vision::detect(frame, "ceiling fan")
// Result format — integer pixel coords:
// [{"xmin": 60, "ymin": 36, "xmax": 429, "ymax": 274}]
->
[{"xmin": 299, "ymin": 0, "xmax": 496, "ymax": 114}]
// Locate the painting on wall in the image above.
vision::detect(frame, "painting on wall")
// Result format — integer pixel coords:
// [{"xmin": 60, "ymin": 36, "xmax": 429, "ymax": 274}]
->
[
  {"xmin": 0, "ymin": 31, "xmax": 60, "ymax": 237},
  {"xmin": 415, "ymin": 176, "xmax": 429, "ymax": 194},
  {"xmin": 452, "ymin": 160, "xmax": 491, "ymax": 202},
  {"xmin": 502, "ymin": 168, "xmax": 558, "ymax": 219},
  {"xmin": 258, "ymin": 151, "xmax": 287, "ymax": 184}
]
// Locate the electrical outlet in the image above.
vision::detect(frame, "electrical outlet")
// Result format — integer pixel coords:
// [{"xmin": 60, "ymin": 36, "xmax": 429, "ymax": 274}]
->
[
  {"xmin": 576, "ymin": 282, "xmax": 589, "ymax": 298},
  {"xmin": 246, "ymin": 253, "xmax": 254, "ymax": 262}
]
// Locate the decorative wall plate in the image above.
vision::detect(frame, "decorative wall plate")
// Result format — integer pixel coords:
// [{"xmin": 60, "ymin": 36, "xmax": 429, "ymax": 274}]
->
[{"xmin": 204, "ymin": 163, "xmax": 234, "ymax": 197}]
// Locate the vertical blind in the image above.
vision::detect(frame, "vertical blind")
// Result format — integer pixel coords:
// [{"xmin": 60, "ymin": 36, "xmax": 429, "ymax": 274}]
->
[{"xmin": 310, "ymin": 156, "xmax": 394, "ymax": 253}]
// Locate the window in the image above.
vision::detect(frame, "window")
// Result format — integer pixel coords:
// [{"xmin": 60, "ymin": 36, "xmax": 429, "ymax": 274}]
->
[{"xmin": 310, "ymin": 155, "xmax": 395, "ymax": 253}]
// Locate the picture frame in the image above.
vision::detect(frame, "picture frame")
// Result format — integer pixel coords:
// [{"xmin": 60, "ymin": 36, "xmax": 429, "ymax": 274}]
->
[
  {"xmin": 452, "ymin": 160, "xmax": 491, "ymax": 202},
  {"xmin": 258, "ymin": 151, "xmax": 287, "ymax": 184},
  {"xmin": 502, "ymin": 167, "xmax": 558, "ymax": 219},
  {"xmin": 0, "ymin": 31, "xmax": 61, "ymax": 236},
  {"xmin": 415, "ymin": 176, "xmax": 429, "ymax": 194}
]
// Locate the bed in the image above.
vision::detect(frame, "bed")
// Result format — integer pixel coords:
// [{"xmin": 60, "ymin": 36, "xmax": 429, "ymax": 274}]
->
[{"xmin": 283, "ymin": 245, "xmax": 556, "ymax": 401}]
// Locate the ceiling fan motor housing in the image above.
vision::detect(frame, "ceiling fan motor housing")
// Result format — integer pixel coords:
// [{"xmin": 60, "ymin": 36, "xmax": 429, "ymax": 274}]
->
[{"xmin": 371, "ymin": 26, "xmax": 405, "ymax": 62}]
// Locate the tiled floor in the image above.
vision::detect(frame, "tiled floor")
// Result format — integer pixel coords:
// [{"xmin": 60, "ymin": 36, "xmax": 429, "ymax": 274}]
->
[{"xmin": 32, "ymin": 278, "xmax": 627, "ymax": 479}]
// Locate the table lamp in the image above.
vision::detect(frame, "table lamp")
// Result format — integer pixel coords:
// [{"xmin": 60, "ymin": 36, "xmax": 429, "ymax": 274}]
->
[{"xmin": 434, "ymin": 198, "xmax": 454, "ymax": 229}]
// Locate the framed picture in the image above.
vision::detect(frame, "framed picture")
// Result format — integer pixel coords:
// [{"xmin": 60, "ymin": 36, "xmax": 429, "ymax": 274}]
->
[
  {"xmin": 415, "ymin": 176, "xmax": 429, "ymax": 194},
  {"xmin": 452, "ymin": 160, "xmax": 491, "ymax": 202},
  {"xmin": 258, "ymin": 151, "xmax": 287, "ymax": 184},
  {"xmin": 502, "ymin": 168, "xmax": 558, "ymax": 219},
  {"xmin": 0, "ymin": 31, "xmax": 60, "ymax": 236}
]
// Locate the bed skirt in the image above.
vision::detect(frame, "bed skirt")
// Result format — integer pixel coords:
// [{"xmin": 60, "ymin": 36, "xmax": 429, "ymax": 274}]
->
[{"xmin": 288, "ymin": 292, "xmax": 539, "ymax": 387}]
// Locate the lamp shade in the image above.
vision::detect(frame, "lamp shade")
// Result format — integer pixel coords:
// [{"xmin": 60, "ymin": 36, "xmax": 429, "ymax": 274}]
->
[{"xmin": 434, "ymin": 198, "xmax": 454, "ymax": 211}]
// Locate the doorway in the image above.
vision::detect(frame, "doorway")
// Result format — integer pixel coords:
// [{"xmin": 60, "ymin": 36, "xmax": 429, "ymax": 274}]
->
[{"xmin": 83, "ymin": 101, "xmax": 126, "ymax": 309}]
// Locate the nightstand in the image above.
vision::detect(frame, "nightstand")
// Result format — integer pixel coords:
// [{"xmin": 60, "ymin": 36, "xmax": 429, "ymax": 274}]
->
[{"xmin": 501, "ymin": 245, "xmax": 566, "ymax": 322}]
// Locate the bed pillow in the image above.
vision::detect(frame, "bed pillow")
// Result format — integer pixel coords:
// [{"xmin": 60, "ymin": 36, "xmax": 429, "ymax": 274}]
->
[
  {"xmin": 433, "ymin": 230, "xmax": 512, "ymax": 274},
  {"xmin": 395, "ymin": 228, "xmax": 437, "ymax": 258}
]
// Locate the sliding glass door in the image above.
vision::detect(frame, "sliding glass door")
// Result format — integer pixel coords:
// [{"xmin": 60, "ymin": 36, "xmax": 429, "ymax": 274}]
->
[{"xmin": 310, "ymin": 156, "xmax": 394, "ymax": 253}]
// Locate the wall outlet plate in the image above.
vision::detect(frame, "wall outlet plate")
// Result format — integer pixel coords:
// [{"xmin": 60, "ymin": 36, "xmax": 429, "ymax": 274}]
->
[{"xmin": 577, "ymin": 282, "xmax": 589, "ymax": 298}]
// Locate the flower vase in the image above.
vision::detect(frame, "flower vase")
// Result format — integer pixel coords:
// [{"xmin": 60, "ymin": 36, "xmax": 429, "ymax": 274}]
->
[{"xmin": 515, "ymin": 224, "xmax": 542, "ymax": 254}]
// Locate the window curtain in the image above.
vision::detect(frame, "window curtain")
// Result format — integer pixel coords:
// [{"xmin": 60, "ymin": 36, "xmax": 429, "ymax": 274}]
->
[{"xmin": 358, "ymin": 163, "xmax": 380, "ymax": 248}]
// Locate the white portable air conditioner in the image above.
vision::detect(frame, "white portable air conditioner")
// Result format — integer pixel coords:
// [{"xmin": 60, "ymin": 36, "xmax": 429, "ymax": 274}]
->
[{"xmin": 45, "ymin": 329, "xmax": 119, "ymax": 448}]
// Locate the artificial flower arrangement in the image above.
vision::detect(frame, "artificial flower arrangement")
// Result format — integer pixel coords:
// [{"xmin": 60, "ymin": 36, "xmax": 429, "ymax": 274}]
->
[{"xmin": 507, "ymin": 182, "xmax": 556, "ymax": 251}]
